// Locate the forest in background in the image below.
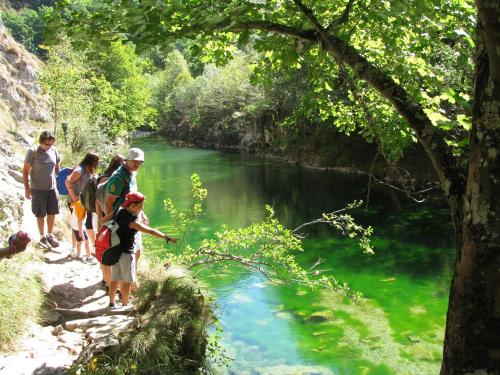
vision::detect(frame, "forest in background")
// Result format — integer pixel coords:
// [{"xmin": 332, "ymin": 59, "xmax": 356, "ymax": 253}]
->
[
  {"xmin": 1, "ymin": 0, "xmax": 472, "ymax": 178},
  {"xmin": 3, "ymin": 1, "xmax": 500, "ymax": 374}
]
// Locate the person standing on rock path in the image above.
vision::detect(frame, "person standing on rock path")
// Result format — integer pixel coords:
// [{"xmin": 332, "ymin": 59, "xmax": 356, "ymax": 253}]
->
[
  {"xmin": 108, "ymin": 192, "xmax": 177, "ymax": 310},
  {"xmin": 104, "ymin": 148, "xmax": 147, "ymax": 290},
  {"xmin": 95, "ymin": 154, "xmax": 125, "ymax": 288},
  {"xmin": 23, "ymin": 130, "xmax": 61, "ymax": 247},
  {"xmin": 65, "ymin": 152, "xmax": 100, "ymax": 261}
]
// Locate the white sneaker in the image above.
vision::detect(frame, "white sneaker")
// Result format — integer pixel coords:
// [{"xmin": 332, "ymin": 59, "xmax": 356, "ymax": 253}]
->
[
  {"xmin": 120, "ymin": 304, "xmax": 134, "ymax": 312},
  {"xmin": 108, "ymin": 302, "xmax": 121, "ymax": 310}
]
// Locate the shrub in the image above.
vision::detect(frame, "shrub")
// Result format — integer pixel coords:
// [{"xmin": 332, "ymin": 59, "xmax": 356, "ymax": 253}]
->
[
  {"xmin": 72, "ymin": 264, "xmax": 213, "ymax": 374},
  {"xmin": 0, "ymin": 253, "xmax": 44, "ymax": 351},
  {"xmin": 1, "ymin": 8, "xmax": 45, "ymax": 56}
]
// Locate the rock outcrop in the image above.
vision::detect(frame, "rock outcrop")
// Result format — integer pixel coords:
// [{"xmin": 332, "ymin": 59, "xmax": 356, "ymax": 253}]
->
[
  {"xmin": 0, "ymin": 20, "xmax": 51, "ymax": 237},
  {"xmin": 0, "ymin": 20, "xmax": 51, "ymax": 131}
]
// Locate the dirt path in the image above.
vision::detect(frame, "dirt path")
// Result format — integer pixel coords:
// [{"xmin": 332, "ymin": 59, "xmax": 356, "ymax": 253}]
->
[{"xmin": 0, "ymin": 202, "xmax": 136, "ymax": 375}]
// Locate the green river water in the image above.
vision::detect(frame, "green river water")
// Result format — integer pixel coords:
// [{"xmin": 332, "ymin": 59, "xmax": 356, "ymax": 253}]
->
[{"xmin": 133, "ymin": 137, "xmax": 454, "ymax": 375}]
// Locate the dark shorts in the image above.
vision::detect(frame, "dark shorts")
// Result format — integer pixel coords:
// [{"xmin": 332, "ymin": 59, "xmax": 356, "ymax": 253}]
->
[
  {"xmin": 68, "ymin": 203, "xmax": 94, "ymax": 230},
  {"xmin": 31, "ymin": 189, "xmax": 59, "ymax": 217},
  {"xmin": 72, "ymin": 229, "xmax": 89, "ymax": 242}
]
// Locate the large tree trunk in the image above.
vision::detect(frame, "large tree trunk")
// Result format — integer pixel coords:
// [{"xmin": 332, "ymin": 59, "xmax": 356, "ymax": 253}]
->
[
  {"xmin": 441, "ymin": 2, "xmax": 500, "ymax": 372},
  {"xmin": 280, "ymin": 2, "xmax": 500, "ymax": 371}
]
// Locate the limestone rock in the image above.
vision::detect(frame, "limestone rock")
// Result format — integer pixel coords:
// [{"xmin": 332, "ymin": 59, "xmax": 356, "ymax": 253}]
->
[
  {"xmin": 51, "ymin": 325, "xmax": 63, "ymax": 336},
  {"xmin": 58, "ymin": 331, "xmax": 82, "ymax": 346},
  {"xmin": 253, "ymin": 365, "xmax": 334, "ymax": 375}
]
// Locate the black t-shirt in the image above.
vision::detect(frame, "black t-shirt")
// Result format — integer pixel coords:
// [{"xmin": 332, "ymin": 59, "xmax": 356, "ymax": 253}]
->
[{"xmin": 115, "ymin": 208, "xmax": 138, "ymax": 254}]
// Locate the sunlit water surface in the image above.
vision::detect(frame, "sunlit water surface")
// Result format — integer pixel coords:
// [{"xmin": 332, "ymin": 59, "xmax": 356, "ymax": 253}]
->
[{"xmin": 134, "ymin": 137, "xmax": 454, "ymax": 375}]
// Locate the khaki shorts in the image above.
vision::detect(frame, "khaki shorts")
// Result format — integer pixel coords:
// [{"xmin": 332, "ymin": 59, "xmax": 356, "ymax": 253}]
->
[{"xmin": 111, "ymin": 253, "xmax": 136, "ymax": 283}]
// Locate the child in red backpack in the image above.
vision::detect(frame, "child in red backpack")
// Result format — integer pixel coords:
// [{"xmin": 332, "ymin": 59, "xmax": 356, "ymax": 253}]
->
[{"xmin": 108, "ymin": 192, "xmax": 177, "ymax": 310}]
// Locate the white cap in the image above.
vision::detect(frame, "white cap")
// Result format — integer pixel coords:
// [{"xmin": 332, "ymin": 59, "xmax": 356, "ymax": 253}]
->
[{"xmin": 126, "ymin": 148, "xmax": 144, "ymax": 161}]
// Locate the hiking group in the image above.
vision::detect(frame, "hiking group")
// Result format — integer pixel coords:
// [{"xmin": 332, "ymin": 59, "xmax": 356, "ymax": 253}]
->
[{"xmin": 23, "ymin": 130, "xmax": 177, "ymax": 311}]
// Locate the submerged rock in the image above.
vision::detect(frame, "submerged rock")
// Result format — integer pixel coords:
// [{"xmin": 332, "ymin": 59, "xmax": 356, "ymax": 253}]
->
[
  {"xmin": 303, "ymin": 310, "xmax": 334, "ymax": 324},
  {"xmin": 253, "ymin": 364, "xmax": 334, "ymax": 375},
  {"xmin": 275, "ymin": 311, "xmax": 294, "ymax": 320}
]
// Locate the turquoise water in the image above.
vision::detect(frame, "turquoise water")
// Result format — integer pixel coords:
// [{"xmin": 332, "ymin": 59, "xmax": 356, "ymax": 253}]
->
[{"xmin": 133, "ymin": 137, "xmax": 454, "ymax": 374}]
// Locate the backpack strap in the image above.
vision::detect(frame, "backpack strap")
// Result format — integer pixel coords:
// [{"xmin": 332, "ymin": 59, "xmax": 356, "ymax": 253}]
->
[{"xmin": 115, "ymin": 174, "xmax": 130, "ymax": 208}]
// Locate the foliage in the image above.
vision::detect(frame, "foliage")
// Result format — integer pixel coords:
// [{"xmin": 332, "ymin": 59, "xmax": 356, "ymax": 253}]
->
[
  {"xmin": 195, "ymin": 53, "xmax": 267, "ymax": 124},
  {"xmin": 0, "ymin": 253, "xmax": 43, "ymax": 351},
  {"xmin": 293, "ymin": 200, "xmax": 374, "ymax": 255},
  {"xmin": 1, "ymin": 8, "xmax": 46, "ymax": 56},
  {"xmin": 8, "ymin": 0, "xmax": 59, "ymax": 10},
  {"xmin": 39, "ymin": 36, "xmax": 135, "ymax": 160},
  {"xmin": 50, "ymin": 0, "xmax": 474, "ymax": 160},
  {"xmin": 163, "ymin": 173, "xmax": 207, "ymax": 240},
  {"xmin": 90, "ymin": 41, "xmax": 156, "ymax": 134},
  {"xmin": 39, "ymin": 35, "xmax": 93, "ymax": 147},
  {"xmin": 153, "ymin": 49, "xmax": 269, "ymax": 144},
  {"xmin": 162, "ymin": 174, "xmax": 369, "ymax": 300},
  {"xmin": 150, "ymin": 49, "xmax": 193, "ymax": 128},
  {"xmin": 71, "ymin": 267, "xmax": 214, "ymax": 375}
]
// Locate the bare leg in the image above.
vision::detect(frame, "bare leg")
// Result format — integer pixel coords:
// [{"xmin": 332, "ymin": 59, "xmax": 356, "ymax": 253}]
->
[
  {"xmin": 101, "ymin": 265, "xmax": 111, "ymax": 285},
  {"xmin": 71, "ymin": 231, "xmax": 76, "ymax": 249},
  {"xmin": 46, "ymin": 214, "xmax": 56, "ymax": 235},
  {"xmin": 109, "ymin": 280, "xmax": 119, "ymax": 304},
  {"xmin": 84, "ymin": 239, "xmax": 91, "ymax": 257},
  {"xmin": 131, "ymin": 250, "xmax": 141, "ymax": 291},
  {"xmin": 76, "ymin": 241, "xmax": 82, "ymax": 257},
  {"xmin": 36, "ymin": 217, "xmax": 45, "ymax": 237},
  {"xmin": 120, "ymin": 282, "xmax": 132, "ymax": 305},
  {"xmin": 87, "ymin": 228, "xmax": 96, "ymax": 248}
]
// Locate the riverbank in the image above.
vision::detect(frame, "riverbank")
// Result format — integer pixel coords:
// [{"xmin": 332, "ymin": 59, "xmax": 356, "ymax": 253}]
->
[
  {"xmin": 0, "ymin": 134, "xmax": 211, "ymax": 374},
  {"xmin": 0, "ymin": 199, "xmax": 212, "ymax": 374},
  {"xmin": 162, "ymin": 131, "xmax": 439, "ymax": 188}
]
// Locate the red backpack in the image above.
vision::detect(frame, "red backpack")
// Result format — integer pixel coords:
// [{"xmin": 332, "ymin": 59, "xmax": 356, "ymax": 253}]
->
[{"xmin": 95, "ymin": 219, "xmax": 122, "ymax": 266}]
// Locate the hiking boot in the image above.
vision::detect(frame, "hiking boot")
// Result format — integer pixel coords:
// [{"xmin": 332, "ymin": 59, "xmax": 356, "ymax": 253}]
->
[{"xmin": 46, "ymin": 235, "xmax": 59, "ymax": 248}]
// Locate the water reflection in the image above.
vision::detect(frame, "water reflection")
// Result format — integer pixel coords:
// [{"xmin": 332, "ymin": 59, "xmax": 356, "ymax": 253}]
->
[{"xmin": 134, "ymin": 137, "xmax": 453, "ymax": 374}]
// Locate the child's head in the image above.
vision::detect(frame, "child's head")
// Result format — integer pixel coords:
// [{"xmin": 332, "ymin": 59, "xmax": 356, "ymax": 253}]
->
[{"xmin": 122, "ymin": 192, "xmax": 145, "ymax": 214}]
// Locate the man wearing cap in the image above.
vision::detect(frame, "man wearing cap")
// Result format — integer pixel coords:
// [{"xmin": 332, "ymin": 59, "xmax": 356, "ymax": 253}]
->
[
  {"xmin": 23, "ymin": 130, "xmax": 61, "ymax": 247},
  {"xmin": 105, "ymin": 148, "xmax": 144, "ymax": 213}
]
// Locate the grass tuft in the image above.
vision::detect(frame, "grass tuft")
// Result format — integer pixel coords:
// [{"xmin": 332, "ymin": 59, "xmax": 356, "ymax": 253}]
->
[
  {"xmin": 73, "ymin": 262, "xmax": 214, "ymax": 375},
  {"xmin": 0, "ymin": 251, "xmax": 44, "ymax": 351}
]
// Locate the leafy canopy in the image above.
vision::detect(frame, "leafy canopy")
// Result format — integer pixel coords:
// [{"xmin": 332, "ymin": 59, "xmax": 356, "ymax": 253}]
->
[{"xmin": 50, "ymin": 0, "xmax": 475, "ymax": 158}]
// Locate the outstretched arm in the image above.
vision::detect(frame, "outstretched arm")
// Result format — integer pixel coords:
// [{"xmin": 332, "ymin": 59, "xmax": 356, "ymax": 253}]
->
[{"xmin": 129, "ymin": 221, "xmax": 177, "ymax": 244}]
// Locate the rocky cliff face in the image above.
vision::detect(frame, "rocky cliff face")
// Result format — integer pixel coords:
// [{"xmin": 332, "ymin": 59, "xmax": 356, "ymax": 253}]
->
[
  {"xmin": 0, "ymin": 16, "xmax": 51, "ymax": 129},
  {"xmin": 0, "ymin": 20, "xmax": 51, "ymax": 237}
]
